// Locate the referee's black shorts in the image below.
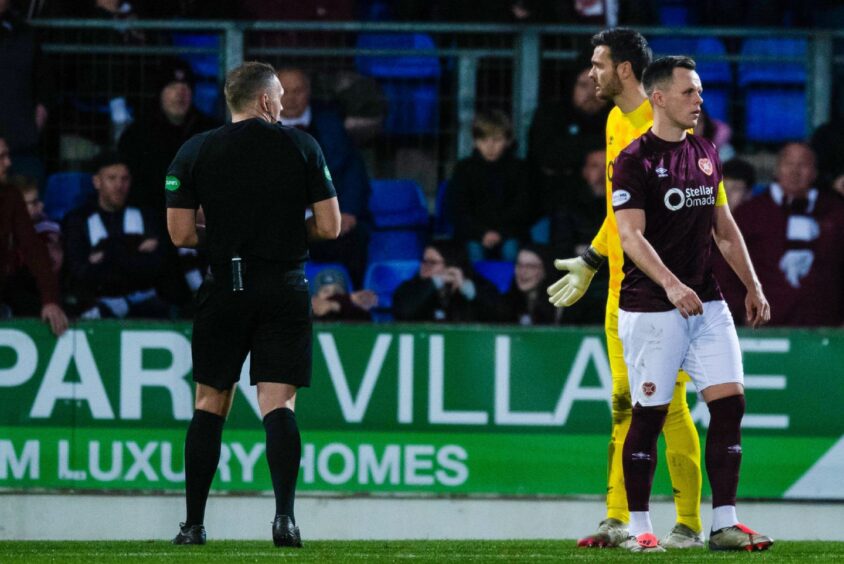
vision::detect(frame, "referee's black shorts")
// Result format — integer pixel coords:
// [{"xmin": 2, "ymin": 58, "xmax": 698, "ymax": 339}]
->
[{"xmin": 191, "ymin": 263, "xmax": 312, "ymax": 391}]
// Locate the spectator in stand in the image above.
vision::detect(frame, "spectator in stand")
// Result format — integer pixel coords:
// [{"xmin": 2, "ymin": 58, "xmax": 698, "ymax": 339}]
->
[
  {"xmin": 310, "ymin": 268, "xmax": 377, "ymax": 321},
  {"xmin": 529, "ymin": 66, "xmax": 609, "ymax": 216},
  {"xmin": 278, "ymin": 67, "xmax": 372, "ymax": 285},
  {"xmin": 119, "ymin": 60, "xmax": 216, "ymax": 310},
  {"xmin": 502, "ymin": 244, "xmax": 561, "ymax": 325},
  {"xmin": 0, "ymin": 136, "xmax": 68, "ymax": 335},
  {"xmin": 311, "ymin": 71, "xmax": 387, "ymax": 146},
  {"xmin": 63, "ymin": 153, "xmax": 173, "ymax": 319},
  {"xmin": 119, "ymin": 59, "xmax": 220, "ymax": 216},
  {"xmin": 724, "ymin": 142, "xmax": 844, "ymax": 326},
  {"xmin": 451, "ymin": 110, "xmax": 533, "ymax": 263},
  {"xmin": 0, "ymin": 0, "xmax": 53, "ymax": 186},
  {"xmin": 393, "ymin": 241, "xmax": 504, "ymax": 323},
  {"xmin": 549, "ymin": 146, "xmax": 608, "ymax": 325}
]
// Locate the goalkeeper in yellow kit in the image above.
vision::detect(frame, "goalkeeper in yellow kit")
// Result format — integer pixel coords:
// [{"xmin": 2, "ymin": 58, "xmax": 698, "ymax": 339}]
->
[{"xmin": 548, "ymin": 28, "xmax": 703, "ymax": 548}]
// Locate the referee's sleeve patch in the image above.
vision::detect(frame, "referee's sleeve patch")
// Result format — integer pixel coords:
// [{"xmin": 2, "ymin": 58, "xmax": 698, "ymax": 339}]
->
[
  {"xmin": 323, "ymin": 165, "xmax": 332, "ymax": 182},
  {"xmin": 165, "ymin": 176, "xmax": 181, "ymax": 191}
]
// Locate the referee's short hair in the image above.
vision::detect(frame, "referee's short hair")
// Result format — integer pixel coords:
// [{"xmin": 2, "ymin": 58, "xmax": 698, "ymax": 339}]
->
[
  {"xmin": 643, "ymin": 56, "xmax": 696, "ymax": 96},
  {"xmin": 225, "ymin": 61, "xmax": 278, "ymax": 113}
]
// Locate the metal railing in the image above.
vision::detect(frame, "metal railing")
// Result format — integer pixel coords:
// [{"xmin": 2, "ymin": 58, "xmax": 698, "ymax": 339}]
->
[{"xmin": 29, "ymin": 19, "xmax": 842, "ymax": 191}]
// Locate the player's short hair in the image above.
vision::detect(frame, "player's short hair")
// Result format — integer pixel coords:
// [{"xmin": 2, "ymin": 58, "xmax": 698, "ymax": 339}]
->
[
  {"xmin": 225, "ymin": 61, "xmax": 278, "ymax": 113},
  {"xmin": 723, "ymin": 158, "xmax": 756, "ymax": 188},
  {"xmin": 643, "ymin": 56, "xmax": 696, "ymax": 96},
  {"xmin": 472, "ymin": 110, "xmax": 513, "ymax": 140},
  {"xmin": 590, "ymin": 28, "xmax": 652, "ymax": 81}
]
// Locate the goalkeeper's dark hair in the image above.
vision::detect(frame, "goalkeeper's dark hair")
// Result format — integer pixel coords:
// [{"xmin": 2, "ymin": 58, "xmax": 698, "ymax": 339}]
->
[
  {"xmin": 643, "ymin": 56, "xmax": 696, "ymax": 96},
  {"xmin": 224, "ymin": 61, "xmax": 278, "ymax": 113},
  {"xmin": 590, "ymin": 28, "xmax": 652, "ymax": 81}
]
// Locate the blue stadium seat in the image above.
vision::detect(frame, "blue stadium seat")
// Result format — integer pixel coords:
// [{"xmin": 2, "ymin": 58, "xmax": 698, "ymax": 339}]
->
[
  {"xmin": 649, "ymin": 37, "xmax": 731, "ymax": 84},
  {"xmin": 530, "ymin": 216, "xmax": 550, "ymax": 245},
  {"xmin": 738, "ymin": 38, "xmax": 807, "ymax": 86},
  {"xmin": 657, "ymin": 0, "xmax": 690, "ymax": 26},
  {"xmin": 433, "ymin": 179, "xmax": 453, "ymax": 239},
  {"xmin": 355, "ymin": 33, "xmax": 440, "ymax": 79},
  {"xmin": 43, "ymin": 172, "xmax": 94, "ymax": 221},
  {"xmin": 473, "ymin": 260, "xmax": 514, "ymax": 294},
  {"xmin": 368, "ymin": 230, "xmax": 425, "ymax": 262},
  {"xmin": 369, "ymin": 179, "xmax": 430, "ymax": 229},
  {"xmin": 363, "ymin": 259, "xmax": 421, "ymax": 321},
  {"xmin": 649, "ymin": 37, "xmax": 732, "ymax": 121},
  {"xmin": 738, "ymin": 38, "xmax": 808, "ymax": 142},
  {"xmin": 355, "ymin": 33, "xmax": 440, "ymax": 134},
  {"xmin": 305, "ymin": 261, "xmax": 354, "ymax": 294},
  {"xmin": 745, "ymin": 90, "xmax": 807, "ymax": 142},
  {"xmin": 169, "ymin": 32, "xmax": 220, "ymax": 79},
  {"xmin": 191, "ymin": 80, "xmax": 221, "ymax": 118}
]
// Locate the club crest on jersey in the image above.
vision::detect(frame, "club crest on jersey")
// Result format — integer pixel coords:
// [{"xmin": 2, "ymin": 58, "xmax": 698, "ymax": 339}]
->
[
  {"xmin": 698, "ymin": 158, "xmax": 713, "ymax": 176},
  {"xmin": 642, "ymin": 382, "xmax": 656, "ymax": 397}
]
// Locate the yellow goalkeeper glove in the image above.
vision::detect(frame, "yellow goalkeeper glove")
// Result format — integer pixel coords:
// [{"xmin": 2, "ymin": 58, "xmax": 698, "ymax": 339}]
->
[{"xmin": 546, "ymin": 247, "xmax": 606, "ymax": 307}]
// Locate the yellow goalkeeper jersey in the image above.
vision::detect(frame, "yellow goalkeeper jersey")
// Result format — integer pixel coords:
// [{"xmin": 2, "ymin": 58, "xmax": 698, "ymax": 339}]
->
[{"xmin": 591, "ymin": 98, "xmax": 726, "ymax": 301}]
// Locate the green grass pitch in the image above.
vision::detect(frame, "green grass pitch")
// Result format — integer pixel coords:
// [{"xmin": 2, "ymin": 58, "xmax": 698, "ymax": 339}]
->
[{"xmin": 1, "ymin": 540, "xmax": 843, "ymax": 562}]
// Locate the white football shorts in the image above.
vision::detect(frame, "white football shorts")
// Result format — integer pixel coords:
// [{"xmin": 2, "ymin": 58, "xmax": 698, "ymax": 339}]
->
[{"xmin": 618, "ymin": 300, "xmax": 744, "ymax": 407}]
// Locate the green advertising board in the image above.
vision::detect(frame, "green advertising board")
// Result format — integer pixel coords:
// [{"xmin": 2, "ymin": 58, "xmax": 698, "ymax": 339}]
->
[{"xmin": 0, "ymin": 320, "xmax": 842, "ymax": 499}]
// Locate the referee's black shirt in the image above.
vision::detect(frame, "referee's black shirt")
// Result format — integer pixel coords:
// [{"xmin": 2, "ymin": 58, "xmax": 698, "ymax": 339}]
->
[{"xmin": 165, "ymin": 119, "xmax": 336, "ymax": 273}]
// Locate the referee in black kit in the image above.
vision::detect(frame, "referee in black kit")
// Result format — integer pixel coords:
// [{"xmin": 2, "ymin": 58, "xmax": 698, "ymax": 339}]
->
[{"xmin": 165, "ymin": 61, "xmax": 340, "ymax": 547}]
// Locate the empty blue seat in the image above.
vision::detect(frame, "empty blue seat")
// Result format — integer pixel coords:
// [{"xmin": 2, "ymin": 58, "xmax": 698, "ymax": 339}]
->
[
  {"xmin": 355, "ymin": 33, "xmax": 440, "ymax": 134},
  {"xmin": 473, "ymin": 260, "xmax": 514, "ymax": 294},
  {"xmin": 43, "ymin": 172, "xmax": 94, "ymax": 221},
  {"xmin": 305, "ymin": 261, "xmax": 354, "ymax": 294},
  {"xmin": 363, "ymin": 259, "xmax": 421, "ymax": 321},
  {"xmin": 738, "ymin": 38, "xmax": 807, "ymax": 86},
  {"xmin": 738, "ymin": 38, "xmax": 807, "ymax": 142},
  {"xmin": 355, "ymin": 33, "xmax": 440, "ymax": 79},
  {"xmin": 649, "ymin": 37, "xmax": 731, "ymax": 84},
  {"xmin": 170, "ymin": 32, "xmax": 220, "ymax": 79},
  {"xmin": 369, "ymin": 179, "xmax": 430, "ymax": 229},
  {"xmin": 702, "ymin": 87, "xmax": 729, "ymax": 122},
  {"xmin": 745, "ymin": 90, "xmax": 807, "ymax": 142},
  {"xmin": 368, "ymin": 230, "xmax": 425, "ymax": 263}
]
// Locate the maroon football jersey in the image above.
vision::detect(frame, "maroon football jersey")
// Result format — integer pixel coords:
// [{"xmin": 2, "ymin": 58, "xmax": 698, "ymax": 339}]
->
[{"xmin": 611, "ymin": 129, "xmax": 724, "ymax": 312}]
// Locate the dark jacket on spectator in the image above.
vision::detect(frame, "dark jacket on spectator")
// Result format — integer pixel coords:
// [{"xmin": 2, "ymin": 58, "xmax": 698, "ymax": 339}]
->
[
  {"xmin": 0, "ymin": 8, "xmax": 53, "ymax": 152},
  {"xmin": 721, "ymin": 187, "xmax": 844, "ymax": 326},
  {"xmin": 450, "ymin": 148, "xmax": 533, "ymax": 243},
  {"xmin": 528, "ymin": 101, "xmax": 608, "ymax": 212},
  {"xmin": 502, "ymin": 285, "xmax": 560, "ymax": 325},
  {"xmin": 118, "ymin": 106, "xmax": 220, "ymax": 215},
  {"xmin": 393, "ymin": 274, "xmax": 504, "ymax": 323},
  {"xmin": 62, "ymin": 201, "xmax": 167, "ymax": 307}
]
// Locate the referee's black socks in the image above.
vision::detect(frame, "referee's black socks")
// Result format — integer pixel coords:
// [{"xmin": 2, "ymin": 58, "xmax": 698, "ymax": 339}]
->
[
  {"xmin": 263, "ymin": 407, "xmax": 301, "ymax": 523},
  {"xmin": 184, "ymin": 409, "xmax": 225, "ymax": 527}
]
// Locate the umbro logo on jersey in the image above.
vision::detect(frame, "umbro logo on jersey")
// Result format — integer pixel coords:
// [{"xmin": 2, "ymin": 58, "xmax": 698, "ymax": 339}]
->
[
  {"xmin": 632, "ymin": 452, "xmax": 652, "ymax": 461},
  {"xmin": 656, "ymin": 167, "xmax": 668, "ymax": 178}
]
